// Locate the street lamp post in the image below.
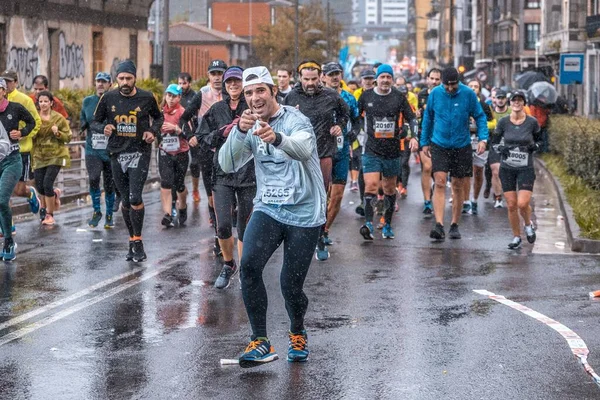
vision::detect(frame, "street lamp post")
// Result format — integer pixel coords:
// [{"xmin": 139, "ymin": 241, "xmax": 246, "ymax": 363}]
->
[
  {"xmin": 294, "ymin": 0, "xmax": 299, "ymax": 71},
  {"xmin": 535, "ymin": 41, "xmax": 541, "ymax": 68}
]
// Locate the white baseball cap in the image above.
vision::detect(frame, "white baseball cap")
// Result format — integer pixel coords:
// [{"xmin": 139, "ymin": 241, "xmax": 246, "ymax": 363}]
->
[{"xmin": 242, "ymin": 66, "xmax": 275, "ymax": 88}]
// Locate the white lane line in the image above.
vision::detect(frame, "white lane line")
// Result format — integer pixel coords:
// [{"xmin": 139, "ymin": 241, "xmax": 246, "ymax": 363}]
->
[
  {"xmin": 474, "ymin": 289, "xmax": 600, "ymax": 389},
  {"xmin": 0, "ymin": 258, "xmax": 189, "ymax": 347}
]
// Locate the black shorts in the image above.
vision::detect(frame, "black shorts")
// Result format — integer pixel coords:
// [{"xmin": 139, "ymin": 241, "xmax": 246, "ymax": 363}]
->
[
  {"xmin": 159, "ymin": 150, "xmax": 190, "ymax": 192},
  {"xmin": 20, "ymin": 152, "xmax": 33, "ymax": 182},
  {"xmin": 430, "ymin": 143, "xmax": 472, "ymax": 178},
  {"xmin": 488, "ymin": 148, "xmax": 501, "ymax": 164},
  {"xmin": 499, "ymin": 166, "xmax": 535, "ymax": 192}
]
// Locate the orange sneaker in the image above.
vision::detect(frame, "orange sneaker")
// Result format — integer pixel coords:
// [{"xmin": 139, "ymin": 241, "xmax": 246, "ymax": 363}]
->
[
  {"xmin": 400, "ymin": 187, "xmax": 407, "ymax": 199},
  {"xmin": 377, "ymin": 215, "xmax": 385, "ymax": 230},
  {"xmin": 42, "ymin": 214, "xmax": 56, "ymax": 225},
  {"xmin": 192, "ymin": 190, "xmax": 200, "ymax": 203}
]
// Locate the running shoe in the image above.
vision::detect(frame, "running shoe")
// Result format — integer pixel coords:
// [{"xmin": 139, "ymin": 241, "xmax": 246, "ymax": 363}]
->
[
  {"xmin": 192, "ymin": 190, "xmax": 200, "ymax": 203},
  {"xmin": 399, "ymin": 187, "xmax": 407, "ymax": 199},
  {"xmin": 322, "ymin": 231, "xmax": 333, "ymax": 246},
  {"xmin": 238, "ymin": 338, "xmax": 279, "ymax": 368},
  {"xmin": 126, "ymin": 241, "xmax": 135, "ymax": 261},
  {"xmin": 88, "ymin": 211, "xmax": 103, "ymax": 228},
  {"xmin": 40, "ymin": 208, "xmax": 47, "ymax": 222},
  {"xmin": 462, "ymin": 202, "xmax": 471, "ymax": 214},
  {"xmin": 2, "ymin": 242, "xmax": 17, "ymax": 261},
  {"xmin": 104, "ymin": 215, "xmax": 115, "ymax": 229},
  {"xmin": 525, "ymin": 224, "xmax": 537, "ymax": 244},
  {"xmin": 214, "ymin": 260, "xmax": 238, "ymax": 289},
  {"xmin": 350, "ymin": 181, "xmax": 359, "ymax": 192},
  {"xmin": 470, "ymin": 201, "xmax": 478, "ymax": 215},
  {"xmin": 132, "ymin": 240, "xmax": 147, "ymax": 262},
  {"xmin": 28, "ymin": 187, "xmax": 40, "ymax": 214},
  {"xmin": 449, "ymin": 223, "xmax": 461, "ymax": 239},
  {"xmin": 178, "ymin": 208, "xmax": 188, "ymax": 226},
  {"xmin": 113, "ymin": 195, "xmax": 121, "ymax": 212},
  {"xmin": 161, "ymin": 213, "xmax": 174, "ymax": 228},
  {"xmin": 508, "ymin": 236, "xmax": 522, "ymax": 249},
  {"xmin": 382, "ymin": 224, "xmax": 395, "ymax": 239},
  {"xmin": 315, "ymin": 237, "xmax": 329, "ymax": 261},
  {"xmin": 494, "ymin": 196, "xmax": 503, "ymax": 208},
  {"xmin": 287, "ymin": 331, "xmax": 309, "ymax": 363},
  {"xmin": 423, "ymin": 201, "xmax": 433, "ymax": 216},
  {"xmin": 355, "ymin": 202, "xmax": 365, "ymax": 217},
  {"xmin": 360, "ymin": 222, "xmax": 374, "ymax": 240},
  {"xmin": 42, "ymin": 214, "xmax": 56, "ymax": 226},
  {"xmin": 430, "ymin": 222, "xmax": 445, "ymax": 240},
  {"xmin": 53, "ymin": 188, "xmax": 61, "ymax": 210}
]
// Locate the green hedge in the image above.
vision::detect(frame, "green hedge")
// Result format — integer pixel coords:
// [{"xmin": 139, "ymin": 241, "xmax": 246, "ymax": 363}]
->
[{"xmin": 548, "ymin": 115, "xmax": 600, "ymax": 189}]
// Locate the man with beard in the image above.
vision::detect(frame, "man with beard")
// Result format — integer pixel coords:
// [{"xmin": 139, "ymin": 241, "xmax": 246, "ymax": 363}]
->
[
  {"xmin": 94, "ymin": 60, "xmax": 164, "ymax": 262},
  {"xmin": 177, "ymin": 72, "xmax": 196, "ymax": 108},
  {"xmin": 283, "ymin": 60, "xmax": 349, "ymax": 261}
]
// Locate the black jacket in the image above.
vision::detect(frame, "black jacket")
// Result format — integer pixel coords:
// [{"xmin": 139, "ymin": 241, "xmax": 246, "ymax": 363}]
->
[
  {"xmin": 196, "ymin": 96, "xmax": 256, "ymax": 188},
  {"xmin": 283, "ymin": 83, "xmax": 350, "ymax": 159},
  {"xmin": 0, "ymin": 101, "xmax": 36, "ymax": 156}
]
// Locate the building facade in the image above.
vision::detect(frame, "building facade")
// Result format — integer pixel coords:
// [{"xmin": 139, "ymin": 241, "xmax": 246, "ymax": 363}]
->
[{"xmin": 0, "ymin": 0, "xmax": 152, "ymax": 91}]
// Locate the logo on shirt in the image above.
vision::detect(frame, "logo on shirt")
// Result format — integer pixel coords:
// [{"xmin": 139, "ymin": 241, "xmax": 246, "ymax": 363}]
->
[
  {"xmin": 111, "ymin": 105, "xmax": 116, "ymax": 112},
  {"xmin": 7, "ymin": 114, "xmax": 12, "ymax": 120},
  {"xmin": 135, "ymin": 106, "xmax": 142, "ymax": 113},
  {"xmin": 367, "ymin": 103, "xmax": 373, "ymax": 107}
]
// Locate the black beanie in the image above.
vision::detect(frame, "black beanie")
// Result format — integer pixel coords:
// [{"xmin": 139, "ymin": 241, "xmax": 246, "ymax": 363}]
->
[
  {"xmin": 116, "ymin": 60, "xmax": 137, "ymax": 77},
  {"xmin": 441, "ymin": 67, "xmax": 459, "ymax": 84}
]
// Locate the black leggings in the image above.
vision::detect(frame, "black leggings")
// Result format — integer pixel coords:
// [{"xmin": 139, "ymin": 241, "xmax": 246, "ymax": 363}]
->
[
  {"xmin": 241, "ymin": 211, "xmax": 321, "ymax": 339},
  {"xmin": 34, "ymin": 165, "xmax": 61, "ymax": 197},
  {"xmin": 85, "ymin": 155, "xmax": 115, "ymax": 194},
  {"xmin": 397, "ymin": 146, "xmax": 411, "ymax": 187},
  {"xmin": 213, "ymin": 184, "xmax": 256, "ymax": 241},
  {"xmin": 159, "ymin": 151, "xmax": 189, "ymax": 192},
  {"xmin": 110, "ymin": 151, "xmax": 150, "ymax": 208}
]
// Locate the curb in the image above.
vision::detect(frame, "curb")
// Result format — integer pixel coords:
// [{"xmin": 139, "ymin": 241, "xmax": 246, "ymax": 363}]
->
[{"xmin": 534, "ymin": 158, "xmax": 600, "ymax": 254}]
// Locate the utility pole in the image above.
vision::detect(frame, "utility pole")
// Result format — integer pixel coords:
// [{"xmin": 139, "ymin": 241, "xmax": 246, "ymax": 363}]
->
[
  {"xmin": 162, "ymin": 0, "xmax": 170, "ymax": 84},
  {"xmin": 294, "ymin": 0, "xmax": 299, "ymax": 71},
  {"xmin": 326, "ymin": 0, "xmax": 331, "ymax": 59},
  {"xmin": 448, "ymin": 0, "xmax": 454, "ymax": 66}
]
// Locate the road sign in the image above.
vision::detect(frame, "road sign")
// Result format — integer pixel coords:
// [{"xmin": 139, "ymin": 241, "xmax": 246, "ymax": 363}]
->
[{"xmin": 559, "ymin": 54, "xmax": 584, "ymax": 84}]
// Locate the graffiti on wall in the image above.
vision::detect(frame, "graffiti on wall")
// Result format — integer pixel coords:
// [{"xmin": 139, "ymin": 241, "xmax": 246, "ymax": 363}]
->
[
  {"xmin": 7, "ymin": 45, "xmax": 39, "ymax": 90},
  {"xmin": 59, "ymin": 31, "xmax": 85, "ymax": 80}
]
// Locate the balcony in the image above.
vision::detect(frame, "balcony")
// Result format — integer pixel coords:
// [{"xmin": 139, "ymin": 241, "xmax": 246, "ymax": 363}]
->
[
  {"xmin": 587, "ymin": 15, "xmax": 600, "ymax": 40},
  {"xmin": 424, "ymin": 29, "xmax": 438, "ymax": 39},
  {"xmin": 487, "ymin": 41, "xmax": 518, "ymax": 58},
  {"xmin": 542, "ymin": 30, "xmax": 585, "ymax": 55}
]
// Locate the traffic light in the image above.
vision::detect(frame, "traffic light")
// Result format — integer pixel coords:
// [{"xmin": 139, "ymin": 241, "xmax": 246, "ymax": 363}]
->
[{"xmin": 458, "ymin": 65, "xmax": 466, "ymax": 73}]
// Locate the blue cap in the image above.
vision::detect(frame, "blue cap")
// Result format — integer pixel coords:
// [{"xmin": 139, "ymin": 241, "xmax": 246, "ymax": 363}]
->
[
  {"xmin": 376, "ymin": 64, "xmax": 394, "ymax": 79},
  {"xmin": 165, "ymin": 84, "xmax": 182, "ymax": 96},
  {"xmin": 95, "ymin": 72, "xmax": 111, "ymax": 82}
]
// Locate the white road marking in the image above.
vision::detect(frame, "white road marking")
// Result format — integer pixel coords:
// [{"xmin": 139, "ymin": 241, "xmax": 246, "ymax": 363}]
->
[{"xmin": 474, "ymin": 289, "xmax": 600, "ymax": 389}]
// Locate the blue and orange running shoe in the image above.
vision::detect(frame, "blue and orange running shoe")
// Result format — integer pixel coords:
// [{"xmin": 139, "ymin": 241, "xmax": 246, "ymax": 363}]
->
[
  {"xmin": 287, "ymin": 331, "xmax": 309, "ymax": 362},
  {"xmin": 238, "ymin": 338, "xmax": 278, "ymax": 368}
]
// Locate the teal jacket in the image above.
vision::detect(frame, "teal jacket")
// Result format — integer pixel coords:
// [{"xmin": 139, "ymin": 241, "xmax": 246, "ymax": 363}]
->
[
  {"xmin": 80, "ymin": 94, "xmax": 109, "ymax": 161},
  {"xmin": 420, "ymin": 82, "xmax": 489, "ymax": 149}
]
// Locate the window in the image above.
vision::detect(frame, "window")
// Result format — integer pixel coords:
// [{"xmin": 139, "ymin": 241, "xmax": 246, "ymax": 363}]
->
[
  {"xmin": 525, "ymin": 0, "xmax": 540, "ymax": 8},
  {"xmin": 92, "ymin": 32, "xmax": 104, "ymax": 75},
  {"xmin": 525, "ymin": 24, "xmax": 540, "ymax": 50}
]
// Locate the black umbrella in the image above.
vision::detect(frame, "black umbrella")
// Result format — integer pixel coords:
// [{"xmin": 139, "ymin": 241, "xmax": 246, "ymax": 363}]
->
[{"xmin": 514, "ymin": 71, "xmax": 550, "ymax": 90}]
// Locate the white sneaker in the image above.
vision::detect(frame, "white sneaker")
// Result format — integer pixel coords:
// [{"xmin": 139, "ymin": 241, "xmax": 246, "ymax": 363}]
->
[
  {"xmin": 494, "ymin": 198, "xmax": 503, "ymax": 208},
  {"xmin": 525, "ymin": 224, "xmax": 536, "ymax": 244}
]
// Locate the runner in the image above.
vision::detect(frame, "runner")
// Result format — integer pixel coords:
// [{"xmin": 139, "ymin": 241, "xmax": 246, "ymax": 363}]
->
[
  {"xmin": 32, "ymin": 91, "xmax": 71, "ymax": 226},
  {"xmin": 320, "ymin": 62, "xmax": 359, "ymax": 255},
  {"xmin": 80, "ymin": 72, "xmax": 117, "ymax": 228},
  {"xmin": 283, "ymin": 60, "xmax": 349, "ymax": 260},
  {"xmin": 218, "ymin": 66, "xmax": 325, "ymax": 368},
  {"xmin": 197, "ymin": 66, "xmax": 256, "ymax": 288},
  {"xmin": 158, "ymin": 84, "xmax": 189, "ymax": 228},
  {"xmin": 416, "ymin": 68, "xmax": 441, "ymax": 216},
  {"xmin": 357, "ymin": 64, "xmax": 418, "ymax": 241},
  {"xmin": 177, "ymin": 73, "xmax": 196, "ymax": 108},
  {"xmin": 495, "ymin": 90, "xmax": 541, "ymax": 249},
  {"xmin": 421, "ymin": 67, "xmax": 488, "ymax": 240},
  {"xmin": 463, "ymin": 79, "xmax": 495, "ymax": 215},
  {"xmin": 488, "ymin": 89, "xmax": 511, "ymax": 208},
  {"xmin": 0, "ymin": 78, "xmax": 36, "ymax": 260},
  {"xmin": 394, "ymin": 75, "xmax": 418, "ymax": 111},
  {"xmin": 181, "ymin": 59, "xmax": 227, "ymax": 256},
  {"xmin": 94, "ymin": 60, "xmax": 164, "ymax": 262},
  {"xmin": 276, "ymin": 66, "xmax": 293, "ymax": 101},
  {"xmin": 395, "ymin": 84, "xmax": 415, "ymax": 200},
  {"xmin": 353, "ymin": 68, "xmax": 376, "ymax": 102},
  {"xmin": 30, "ymin": 75, "xmax": 69, "ymax": 119},
  {"xmin": 1, "ymin": 70, "xmax": 42, "ymax": 219}
]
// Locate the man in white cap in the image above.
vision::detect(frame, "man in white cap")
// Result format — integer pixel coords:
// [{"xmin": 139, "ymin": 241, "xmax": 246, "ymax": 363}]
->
[{"xmin": 218, "ymin": 66, "xmax": 326, "ymax": 368}]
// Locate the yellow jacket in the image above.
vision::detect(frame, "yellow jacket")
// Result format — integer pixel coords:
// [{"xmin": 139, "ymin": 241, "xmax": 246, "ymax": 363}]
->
[
  {"xmin": 353, "ymin": 87, "xmax": 363, "ymax": 101},
  {"xmin": 8, "ymin": 90, "xmax": 41, "ymax": 153}
]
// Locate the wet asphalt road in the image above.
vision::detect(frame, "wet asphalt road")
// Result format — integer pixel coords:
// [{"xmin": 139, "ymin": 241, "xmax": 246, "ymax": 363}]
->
[{"xmin": 1, "ymin": 166, "xmax": 600, "ymax": 400}]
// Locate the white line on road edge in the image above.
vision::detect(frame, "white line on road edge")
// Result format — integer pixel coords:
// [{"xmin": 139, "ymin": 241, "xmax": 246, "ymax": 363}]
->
[
  {"xmin": 474, "ymin": 289, "xmax": 600, "ymax": 389},
  {"xmin": 0, "ymin": 258, "xmax": 190, "ymax": 347}
]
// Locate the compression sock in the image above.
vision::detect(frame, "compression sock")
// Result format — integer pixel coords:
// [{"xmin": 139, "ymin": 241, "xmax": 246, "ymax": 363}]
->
[
  {"xmin": 105, "ymin": 192, "xmax": 115, "ymax": 216},
  {"xmin": 131, "ymin": 206, "xmax": 145, "ymax": 238},
  {"xmin": 90, "ymin": 188, "xmax": 102, "ymax": 213},
  {"xmin": 364, "ymin": 193, "xmax": 376, "ymax": 223},
  {"xmin": 121, "ymin": 207, "xmax": 135, "ymax": 237},
  {"xmin": 384, "ymin": 194, "xmax": 397, "ymax": 225}
]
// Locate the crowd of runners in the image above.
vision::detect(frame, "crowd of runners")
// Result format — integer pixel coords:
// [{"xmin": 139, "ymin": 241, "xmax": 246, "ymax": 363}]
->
[{"xmin": 0, "ymin": 58, "xmax": 543, "ymax": 366}]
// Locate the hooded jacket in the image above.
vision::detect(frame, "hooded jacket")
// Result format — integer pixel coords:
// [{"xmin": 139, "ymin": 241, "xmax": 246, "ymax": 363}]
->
[
  {"xmin": 33, "ymin": 110, "xmax": 71, "ymax": 169},
  {"xmin": 283, "ymin": 82, "xmax": 350, "ymax": 159},
  {"xmin": 197, "ymin": 94, "xmax": 255, "ymax": 188}
]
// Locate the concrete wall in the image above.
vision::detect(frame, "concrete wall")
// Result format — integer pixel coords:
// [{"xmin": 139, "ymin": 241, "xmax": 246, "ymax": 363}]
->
[{"xmin": 4, "ymin": 16, "xmax": 151, "ymax": 91}]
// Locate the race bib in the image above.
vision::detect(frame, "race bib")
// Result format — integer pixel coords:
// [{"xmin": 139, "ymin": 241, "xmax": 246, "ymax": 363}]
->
[
  {"xmin": 504, "ymin": 148, "xmax": 529, "ymax": 168},
  {"xmin": 470, "ymin": 134, "xmax": 479, "ymax": 151},
  {"xmin": 91, "ymin": 133, "xmax": 108, "ymax": 150},
  {"xmin": 161, "ymin": 135, "xmax": 180, "ymax": 152},
  {"xmin": 336, "ymin": 135, "xmax": 344, "ymax": 150},
  {"xmin": 261, "ymin": 186, "xmax": 295, "ymax": 205},
  {"xmin": 374, "ymin": 119, "xmax": 395, "ymax": 139},
  {"xmin": 117, "ymin": 152, "xmax": 142, "ymax": 173}
]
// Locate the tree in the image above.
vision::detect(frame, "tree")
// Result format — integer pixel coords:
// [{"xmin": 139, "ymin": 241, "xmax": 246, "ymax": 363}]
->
[{"xmin": 252, "ymin": 0, "xmax": 342, "ymax": 70}]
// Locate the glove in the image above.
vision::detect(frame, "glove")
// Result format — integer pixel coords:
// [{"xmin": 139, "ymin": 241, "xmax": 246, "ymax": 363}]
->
[
  {"xmin": 496, "ymin": 145, "xmax": 510, "ymax": 158},
  {"xmin": 527, "ymin": 143, "xmax": 540, "ymax": 153}
]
